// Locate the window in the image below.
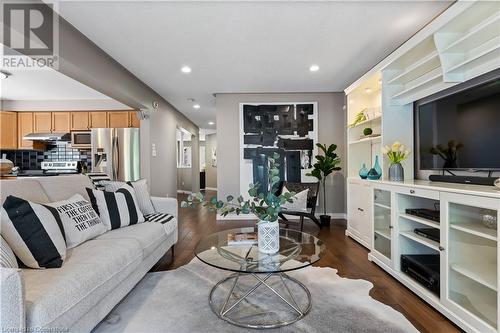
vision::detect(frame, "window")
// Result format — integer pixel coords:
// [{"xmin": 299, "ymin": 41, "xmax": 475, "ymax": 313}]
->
[{"xmin": 176, "ymin": 128, "xmax": 192, "ymax": 168}]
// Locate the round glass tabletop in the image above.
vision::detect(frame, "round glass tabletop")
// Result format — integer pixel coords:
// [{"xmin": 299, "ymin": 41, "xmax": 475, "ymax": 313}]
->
[{"xmin": 195, "ymin": 227, "xmax": 325, "ymax": 274}]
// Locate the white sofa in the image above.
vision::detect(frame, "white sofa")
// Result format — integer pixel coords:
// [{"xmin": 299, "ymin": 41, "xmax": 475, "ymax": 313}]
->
[{"xmin": 0, "ymin": 175, "xmax": 178, "ymax": 333}]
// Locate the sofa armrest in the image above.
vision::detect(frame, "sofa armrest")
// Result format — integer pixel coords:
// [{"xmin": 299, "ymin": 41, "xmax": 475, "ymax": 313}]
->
[
  {"xmin": 151, "ymin": 197, "xmax": 178, "ymax": 218},
  {"xmin": 1, "ymin": 268, "xmax": 25, "ymax": 332}
]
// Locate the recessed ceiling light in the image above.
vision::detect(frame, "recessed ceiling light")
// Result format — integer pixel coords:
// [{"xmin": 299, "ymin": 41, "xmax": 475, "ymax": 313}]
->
[
  {"xmin": 309, "ymin": 64, "xmax": 320, "ymax": 72},
  {"xmin": 208, "ymin": 121, "xmax": 215, "ymax": 125},
  {"xmin": 193, "ymin": 104, "xmax": 200, "ymax": 109},
  {"xmin": 365, "ymin": 88, "xmax": 372, "ymax": 94},
  {"xmin": 0, "ymin": 71, "xmax": 10, "ymax": 80},
  {"xmin": 181, "ymin": 66, "xmax": 192, "ymax": 73}
]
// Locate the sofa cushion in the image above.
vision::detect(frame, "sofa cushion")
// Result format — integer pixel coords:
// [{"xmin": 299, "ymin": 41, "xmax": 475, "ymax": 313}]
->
[
  {"xmin": 22, "ymin": 237, "xmax": 143, "ymax": 331},
  {"xmin": 96, "ymin": 222, "xmax": 168, "ymax": 258},
  {"xmin": 0, "ymin": 179, "xmax": 49, "ymax": 204},
  {"xmin": 37, "ymin": 175, "xmax": 94, "ymax": 202}
]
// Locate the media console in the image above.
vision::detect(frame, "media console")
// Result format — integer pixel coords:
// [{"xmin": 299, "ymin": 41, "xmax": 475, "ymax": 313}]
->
[{"xmin": 347, "ymin": 178, "xmax": 500, "ymax": 333}]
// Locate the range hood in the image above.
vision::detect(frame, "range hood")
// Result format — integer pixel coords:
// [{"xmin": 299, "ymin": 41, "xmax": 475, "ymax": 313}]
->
[{"xmin": 23, "ymin": 132, "xmax": 71, "ymax": 142}]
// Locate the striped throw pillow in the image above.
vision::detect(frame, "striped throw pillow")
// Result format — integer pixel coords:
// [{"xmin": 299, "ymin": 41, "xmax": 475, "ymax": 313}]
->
[
  {"xmin": 86, "ymin": 184, "xmax": 145, "ymax": 230},
  {"xmin": 86, "ymin": 172, "xmax": 111, "ymax": 190},
  {"xmin": 1, "ymin": 236, "xmax": 18, "ymax": 268},
  {"xmin": 100, "ymin": 179, "xmax": 155, "ymax": 215},
  {"xmin": 1, "ymin": 196, "xmax": 67, "ymax": 269}
]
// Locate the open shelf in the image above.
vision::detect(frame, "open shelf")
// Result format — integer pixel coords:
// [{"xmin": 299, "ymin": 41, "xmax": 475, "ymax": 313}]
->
[
  {"xmin": 375, "ymin": 229, "xmax": 391, "ymax": 240},
  {"xmin": 387, "ymin": 51, "xmax": 440, "ymax": 85},
  {"xmin": 348, "ymin": 115, "xmax": 382, "ymax": 130},
  {"xmin": 451, "ymin": 262, "xmax": 497, "ymax": 292},
  {"xmin": 348, "ymin": 135, "xmax": 381, "ymax": 145},
  {"xmin": 400, "ymin": 231, "xmax": 440, "ymax": 251},
  {"xmin": 450, "ymin": 223, "xmax": 497, "ymax": 242},
  {"xmin": 391, "ymin": 67, "xmax": 443, "ymax": 99},
  {"xmin": 399, "ymin": 213, "xmax": 440, "ymax": 229},
  {"xmin": 375, "ymin": 202, "xmax": 391, "ymax": 210},
  {"xmin": 446, "ymin": 36, "xmax": 500, "ymax": 74}
]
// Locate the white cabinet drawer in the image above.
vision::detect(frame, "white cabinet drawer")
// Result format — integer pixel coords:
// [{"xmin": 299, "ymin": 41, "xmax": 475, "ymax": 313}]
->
[{"xmin": 395, "ymin": 187, "xmax": 439, "ymax": 200}]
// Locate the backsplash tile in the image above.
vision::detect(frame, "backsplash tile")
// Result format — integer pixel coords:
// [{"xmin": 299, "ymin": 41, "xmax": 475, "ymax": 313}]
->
[{"xmin": 0, "ymin": 143, "xmax": 91, "ymax": 170}]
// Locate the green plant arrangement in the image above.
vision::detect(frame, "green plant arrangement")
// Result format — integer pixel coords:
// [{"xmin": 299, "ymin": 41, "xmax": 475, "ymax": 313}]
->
[
  {"xmin": 306, "ymin": 143, "xmax": 342, "ymax": 225},
  {"xmin": 348, "ymin": 110, "xmax": 367, "ymax": 128},
  {"xmin": 430, "ymin": 140, "xmax": 464, "ymax": 169},
  {"xmin": 363, "ymin": 127, "xmax": 373, "ymax": 136},
  {"xmin": 180, "ymin": 153, "xmax": 295, "ymax": 222}
]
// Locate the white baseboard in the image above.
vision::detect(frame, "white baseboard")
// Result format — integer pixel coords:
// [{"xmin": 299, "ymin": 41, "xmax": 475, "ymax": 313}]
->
[
  {"xmin": 216, "ymin": 212, "xmax": 347, "ymax": 221},
  {"xmin": 204, "ymin": 187, "xmax": 217, "ymax": 191},
  {"xmin": 176, "ymin": 190, "xmax": 192, "ymax": 194}
]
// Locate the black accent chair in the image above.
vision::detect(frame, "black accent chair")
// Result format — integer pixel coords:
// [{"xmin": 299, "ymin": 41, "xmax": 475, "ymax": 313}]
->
[{"xmin": 276, "ymin": 181, "xmax": 320, "ymax": 232}]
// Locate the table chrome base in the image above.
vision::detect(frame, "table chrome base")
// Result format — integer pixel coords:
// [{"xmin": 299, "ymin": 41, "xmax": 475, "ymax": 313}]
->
[{"xmin": 209, "ymin": 272, "xmax": 312, "ymax": 329}]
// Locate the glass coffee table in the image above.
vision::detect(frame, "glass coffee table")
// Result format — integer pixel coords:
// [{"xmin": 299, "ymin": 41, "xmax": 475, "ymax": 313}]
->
[{"xmin": 195, "ymin": 227, "xmax": 325, "ymax": 329}]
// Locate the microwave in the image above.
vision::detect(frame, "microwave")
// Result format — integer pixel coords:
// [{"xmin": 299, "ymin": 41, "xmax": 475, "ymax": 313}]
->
[{"xmin": 70, "ymin": 130, "xmax": 91, "ymax": 148}]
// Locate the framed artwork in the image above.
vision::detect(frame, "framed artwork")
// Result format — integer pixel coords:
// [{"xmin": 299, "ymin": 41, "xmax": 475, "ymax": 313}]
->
[{"xmin": 239, "ymin": 102, "xmax": 318, "ymax": 197}]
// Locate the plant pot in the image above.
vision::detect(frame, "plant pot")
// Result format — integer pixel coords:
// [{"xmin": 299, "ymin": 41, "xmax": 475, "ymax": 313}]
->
[
  {"xmin": 320, "ymin": 214, "xmax": 331, "ymax": 227},
  {"xmin": 257, "ymin": 221, "xmax": 280, "ymax": 254},
  {"xmin": 388, "ymin": 162, "xmax": 404, "ymax": 181}
]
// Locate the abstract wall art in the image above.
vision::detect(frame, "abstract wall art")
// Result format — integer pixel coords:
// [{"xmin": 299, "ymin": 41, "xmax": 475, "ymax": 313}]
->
[{"xmin": 239, "ymin": 102, "xmax": 318, "ymax": 197}]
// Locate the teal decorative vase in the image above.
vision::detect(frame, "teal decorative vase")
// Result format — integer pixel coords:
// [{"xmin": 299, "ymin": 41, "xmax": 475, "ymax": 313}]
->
[
  {"xmin": 367, "ymin": 155, "xmax": 382, "ymax": 180},
  {"xmin": 359, "ymin": 163, "xmax": 369, "ymax": 179}
]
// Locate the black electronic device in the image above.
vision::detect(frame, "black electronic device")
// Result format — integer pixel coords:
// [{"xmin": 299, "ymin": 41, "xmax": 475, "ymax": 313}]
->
[
  {"xmin": 401, "ymin": 254, "xmax": 440, "ymax": 295},
  {"xmin": 406, "ymin": 208, "xmax": 440, "ymax": 222},
  {"xmin": 414, "ymin": 228, "xmax": 440, "ymax": 243},
  {"xmin": 429, "ymin": 175, "xmax": 497, "ymax": 186}
]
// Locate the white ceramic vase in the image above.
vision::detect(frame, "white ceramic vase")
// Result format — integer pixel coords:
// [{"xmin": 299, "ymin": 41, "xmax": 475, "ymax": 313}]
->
[
  {"xmin": 494, "ymin": 178, "xmax": 500, "ymax": 190},
  {"xmin": 257, "ymin": 221, "xmax": 280, "ymax": 254}
]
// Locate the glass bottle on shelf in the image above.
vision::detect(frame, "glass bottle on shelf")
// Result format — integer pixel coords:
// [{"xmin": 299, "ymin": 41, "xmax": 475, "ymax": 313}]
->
[{"xmin": 359, "ymin": 163, "xmax": 369, "ymax": 179}]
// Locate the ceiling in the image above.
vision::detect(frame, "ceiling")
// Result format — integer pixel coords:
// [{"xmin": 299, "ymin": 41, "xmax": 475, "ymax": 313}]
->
[{"xmin": 55, "ymin": 1, "xmax": 452, "ymax": 129}]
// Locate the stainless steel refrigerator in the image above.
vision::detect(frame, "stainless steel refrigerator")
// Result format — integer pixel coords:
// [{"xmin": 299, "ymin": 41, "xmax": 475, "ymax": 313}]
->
[{"xmin": 91, "ymin": 128, "xmax": 140, "ymax": 181}]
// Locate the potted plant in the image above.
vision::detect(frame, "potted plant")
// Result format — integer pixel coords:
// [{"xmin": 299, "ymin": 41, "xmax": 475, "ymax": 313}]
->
[
  {"xmin": 381, "ymin": 141, "xmax": 411, "ymax": 181},
  {"xmin": 306, "ymin": 143, "xmax": 342, "ymax": 226},
  {"xmin": 181, "ymin": 153, "xmax": 295, "ymax": 254}
]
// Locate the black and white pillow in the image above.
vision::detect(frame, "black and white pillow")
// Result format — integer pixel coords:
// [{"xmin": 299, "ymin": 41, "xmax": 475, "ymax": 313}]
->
[
  {"xmin": 86, "ymin": 184, "xmax": 145, "ymax": 230},
  {"xmin": 100, "ymin": 179, "xmax": 155, "ymax": 215},
  {"xmin": 1, "ymin": 235, "xmax": 18, "ymax": 268},
  {"xmin": 1, "ymin": 196, "xmax": 67, "ymax": 269},
  {"xmin": 86, "ymin": 172, "xmax": 111, "ymax": 190},
  {"xmin": 45, "ymin": 194, "xmax": 107, "ymax": 249}
]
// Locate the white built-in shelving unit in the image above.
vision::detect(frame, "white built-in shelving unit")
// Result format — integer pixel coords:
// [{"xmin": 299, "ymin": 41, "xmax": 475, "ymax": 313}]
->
[{"xmin": 344, "ymin": 1, "xmax": 500, "ymax": 332}]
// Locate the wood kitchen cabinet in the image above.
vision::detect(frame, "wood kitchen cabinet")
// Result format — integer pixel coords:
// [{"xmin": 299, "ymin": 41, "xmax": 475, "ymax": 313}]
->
[
  {"xmin": 17, "ymin": 112, "xmax": 43, "ymax": 149},
  {"xmin": 89, "ymin": 112, "xmax": 108, "ymax": 128},
  {"xmin": 107, "ymin": 111, "xmax": 130, "ymax": 128},
  {"xmin": 52, "ymin": 112, "xmax": 71, "ymax": 132},
  {"xmin": 0, "ymin": 111, "xmax": 18, "ymax": 149},
  {"xmin": 70, "ymin": 112, "xmax": 89, "ymax": 130},
  {"xmin": 33, "ymin": 112, "xmax": 52, "ymax": 133},
  {"xmin": 129, "ymin": 111, "xmax": 140, "ymax": 128}
]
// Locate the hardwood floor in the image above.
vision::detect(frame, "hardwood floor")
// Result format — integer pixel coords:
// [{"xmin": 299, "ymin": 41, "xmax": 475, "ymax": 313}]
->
[{"xmin": 151, "ymin": 190, "xmax": 461, "ymax": 333}]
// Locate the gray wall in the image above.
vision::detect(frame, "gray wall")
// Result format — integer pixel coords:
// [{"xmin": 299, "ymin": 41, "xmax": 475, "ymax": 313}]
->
[
  {"xmin": 215, "ymin": 93, "xmax": 346, "ymax": 215},
  {"xmin": 205, "ymin": 133, "xmax": 218, "ymax": 189},
  {"xmin": 177, "ymin": 168, "xmax": 193, "ymax": 192},
  {"xmin": 49, "ymin": 10, "xmax": 200, "ymax": 197}
]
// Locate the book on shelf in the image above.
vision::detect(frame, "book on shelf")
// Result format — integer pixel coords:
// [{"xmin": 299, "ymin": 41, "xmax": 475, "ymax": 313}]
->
[{"xmin": 227, "ymin": 232, "xmax": 258, "ymax": 246}]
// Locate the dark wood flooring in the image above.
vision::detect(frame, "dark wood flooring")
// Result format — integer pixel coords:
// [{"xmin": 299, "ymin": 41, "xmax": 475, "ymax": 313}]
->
[{"xmin": 151, "ymin": 191, "xmax": 461, "ymax": 333}]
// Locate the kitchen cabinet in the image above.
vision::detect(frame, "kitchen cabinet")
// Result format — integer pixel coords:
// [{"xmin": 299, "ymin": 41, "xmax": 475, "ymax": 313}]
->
[
  {"xmin": 52, "ymin": 112, "xmax": 70, "ymax": 132},
  {"xmin": 0, "ymin": 111, "xmax": 18, "ymax": 149},
  {"xmin": 70, "ymin": 112, "xmax": 89, "ymax": 130},
  {"xmin": 18, "ymin": 112, "xmax": 34, "ymax": 148},
  {"xmin": 108, "ymin": 111, "xmax": 130, "ymax": 128},
  {"xmin": 33, "ymin": 112, "xmax": 52, "ymax": 133},
  {"xmin": 89, "ymin": 112, "xmax": 107, "ymax": 128},
  {"xmin": 129, "ymin": 111, "xmax": 140, "ymax": 128}
]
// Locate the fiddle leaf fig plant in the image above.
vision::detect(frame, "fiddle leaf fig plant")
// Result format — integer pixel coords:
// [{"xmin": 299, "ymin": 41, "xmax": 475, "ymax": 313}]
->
[
  {"xmin": 181, "ymin": 153, "xmax": 295, "ymax": 222},
  {"xmin": 306, "ymin": 143, "xmax": 342, "ymax": 216}
]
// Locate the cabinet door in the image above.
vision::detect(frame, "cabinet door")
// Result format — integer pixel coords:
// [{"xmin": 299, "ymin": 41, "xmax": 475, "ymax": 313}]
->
[
  {"xmin": 52, "ymin": 112, "xmax": 70, "ymax": 132},
  {"xmin": 107, "ymin": 111, "xmax": 130, "ymax": 128},
  {"xmin": 70, "ymin": 112, "xmax": 89, "ymax": 130},
  {"xmin": 373, "ymin": 187, "xmax": 393, "ymax": 266},
  {"xmin": 18, "ymin": 112, "xmax": 34, "ymax": 148},
  {"xmin": 347, "ymin": 181, "xmax": 372, "ymax": 249},
  {"xmin": 89, "ymin": 112, "xmax": 107, "ymax": 128},
  {"xmin": 129, "ymin": 111, "xmax": 140, "ymax": 128},
  {"xmin": 33, "ymin": 112, "xmax": 52, "ymax": 133},
  {"xmin": 0, "ymin": 112, "xmax": 17, "ymax": 149}
]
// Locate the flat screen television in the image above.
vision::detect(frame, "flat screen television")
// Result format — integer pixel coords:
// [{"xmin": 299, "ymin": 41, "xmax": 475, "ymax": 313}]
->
[{"xmin": 417, "ymin": 78, "xmax": 500, "ymax": 171}]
